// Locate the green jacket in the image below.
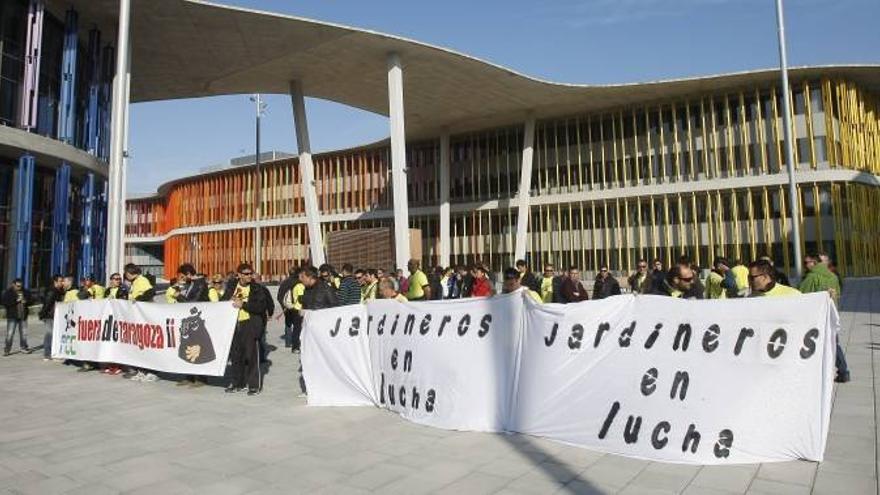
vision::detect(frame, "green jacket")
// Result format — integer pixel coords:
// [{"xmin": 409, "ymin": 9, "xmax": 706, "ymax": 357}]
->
[{"xmin": 799, "ymin": 263, "xmax": 841, "ymax": 301}]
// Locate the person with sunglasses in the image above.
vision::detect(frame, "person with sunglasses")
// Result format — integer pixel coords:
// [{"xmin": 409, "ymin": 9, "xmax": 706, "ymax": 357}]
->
[
  {"xmin": 227, "ymin": 263, "xmax": 270, "ymax": 395},
  {"xmin": 106, "ymin": 273, "xmax": 128, "ymax": 300},
  {"xmin": 208, "ymin": 274, "xmax": 225, "ymax": 302},
  {"xmin": 592, "ymin": 265, "xmax": 621, "ymax": 300},
  {"xmin": 652, "ymin": 261, "xmax": 704, "ymax": 299},
  {"xmin": 627, "ymin": 260, "xmax": 650, "ymax": 294}
]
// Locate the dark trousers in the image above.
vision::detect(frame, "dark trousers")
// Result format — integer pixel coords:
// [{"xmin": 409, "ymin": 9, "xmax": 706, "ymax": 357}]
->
[
  {"xmin": 230, "ymin": 320, "xmax": 263, "ymax": 391},
  {"xmin": 291, "ymin": 312, "xmax": 303, "ymax": 351},
  {"xmin": 836, "ymin": 340, "xmax": 850, "ymax": 377}
]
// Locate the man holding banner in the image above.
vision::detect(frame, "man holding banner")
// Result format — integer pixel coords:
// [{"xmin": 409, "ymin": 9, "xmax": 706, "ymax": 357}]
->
[{"xmin": 226, "ymin": 263, "xmax": 269, "ymax": 396}]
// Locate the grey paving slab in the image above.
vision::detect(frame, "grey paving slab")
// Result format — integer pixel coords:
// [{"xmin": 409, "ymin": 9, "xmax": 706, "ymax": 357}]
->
[{"xmin": 0, "ymin": 279, "xmax": 878, "ymax": 494}]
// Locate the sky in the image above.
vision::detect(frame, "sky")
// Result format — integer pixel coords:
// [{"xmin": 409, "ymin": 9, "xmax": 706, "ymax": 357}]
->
[{"xmin": 127, "ymin": 0, "xmax": 880, "ymax": 195}]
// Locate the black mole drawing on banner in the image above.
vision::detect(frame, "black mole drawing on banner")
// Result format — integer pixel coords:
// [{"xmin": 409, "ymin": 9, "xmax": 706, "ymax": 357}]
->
[{"xmin": 177, "ymin": 307, "xmax": 216, "ymax": 364}]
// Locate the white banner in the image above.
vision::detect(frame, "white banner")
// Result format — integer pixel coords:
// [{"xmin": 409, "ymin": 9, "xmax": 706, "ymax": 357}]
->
[
  {"xmin": 300, "ymin": 291, "xmax": 836, "ymax": 464},
  {"xmin": 303, "ymin": 293, "xmax": 524, "ymax": 431},
  {"xmin": 514, "ymin": 293, "xmax": 836, "ymax": 464},
  {"xmin": 52, "ymin": 300, "xmax": 239, "ymax": 376}
]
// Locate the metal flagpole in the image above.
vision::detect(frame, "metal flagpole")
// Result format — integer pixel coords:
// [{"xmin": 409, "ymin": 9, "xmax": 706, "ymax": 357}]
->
[{"xmin": 775, "ymin": 0, "xmax": 803, "ymax": 281}]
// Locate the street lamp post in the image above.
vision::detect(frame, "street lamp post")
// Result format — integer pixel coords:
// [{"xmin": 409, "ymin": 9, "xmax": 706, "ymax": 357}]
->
[
  {"xmin": 250, "ymin": 94, "xmax": 267, "ymax": 274},
  {"xmin": 774, "ymin": 0, "xmax": 804, "ymax": 281}
]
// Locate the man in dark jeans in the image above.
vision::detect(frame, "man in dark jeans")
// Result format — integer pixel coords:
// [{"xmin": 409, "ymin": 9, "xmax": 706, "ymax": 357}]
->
[
  {"xmin": 3, "ymin": 279, "xmax": 33, "ymax": 355},
  {"xmin": 39, "ymin": 275, "xmax": 65, "ymax": 360},
  {"xmin": 277, "ymin": 266, "xmax": 298, "ymax": 348},
  {"xmin": 226, "ymin": 263, "xmax": 269, "ymax": 396}
]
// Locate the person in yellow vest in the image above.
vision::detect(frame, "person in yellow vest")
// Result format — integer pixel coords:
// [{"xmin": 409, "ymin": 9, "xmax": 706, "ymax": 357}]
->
[
  {"xmin": 208, "ymin": 274, "xmax": 225, "ymax": 302},
  {"xmin": 406, "ymin": 259, "xmax": 431, "ymax": 301},
  {"xmin": 227, "ymin": 263, "xmax": 269, "ymax": 395},
  {"xmin": 165, "ymin": 274, "xmax": 186, "ymax": 304},
  {"xmin": 62, "ymin": 275, "xmax": 82, "ymax": 302},
  {"xmin": 747, "ymin": 259, "xmax": 801, "ymax": 297},
  {"xmin": 540, "ymin": 264, "xmax": 556, "ymax": 303},
  {"xmin": 122, "ymin": 264, "xmax": 158, "ymax": 382},
  {"xmin": 502, "ymin": 267, "xmax": 542, "ymax": 303},
  {"xmin": 124, "ymin": 264, "xmax": 155, "ymax": 302},
  {"xmin": 282, "ymin": 275, "xmax": 306, "ymax": 353},
  {"xmin": 360, "ymin": 269, "xmax": 379, "ymax": 302},
  {"xmin": 379, "ymin": 278, "xmax": 408, "ymax": 302},
  {"xmin": 105, "ymin": 273, "xmax": 127, "ymax": 299},
  {"xmin": 82, "ymin": 275, "xmax": 105, "ymax": 299},
  {"xmin": 730, "ymin": 260, "xmax": 749, "ymax": 297}
]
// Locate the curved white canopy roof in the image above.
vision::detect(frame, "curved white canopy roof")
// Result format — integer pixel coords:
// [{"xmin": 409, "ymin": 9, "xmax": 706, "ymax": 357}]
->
[{"xmin": 51, "ymin": 0, "xmax": 880, "ymax": 139}]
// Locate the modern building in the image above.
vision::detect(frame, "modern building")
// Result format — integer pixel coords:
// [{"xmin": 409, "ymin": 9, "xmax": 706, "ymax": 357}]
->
[
  {"xmin": 1, "ymin": 0, "xmax": 117, "ymax": 288},
  {"xmin": 3, "ymin": 0, "xmax": 877, "ymax": 287},
  {"xmin": 126, "ymin": 69, "xmax": 880, "ymax": 281}
]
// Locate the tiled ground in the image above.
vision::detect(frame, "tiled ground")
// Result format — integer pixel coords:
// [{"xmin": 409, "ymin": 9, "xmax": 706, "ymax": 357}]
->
[{"xmin": 0, "ymin": 279, "xmax": 876, "ymax": 494}]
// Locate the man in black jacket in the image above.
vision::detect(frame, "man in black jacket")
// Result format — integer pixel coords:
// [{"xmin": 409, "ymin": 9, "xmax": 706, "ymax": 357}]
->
[
  {"xmin": 175, "ymin": 264, "xmax": 209, "ymax": 303},
  {"xmin": 277, "ymin": 266, "xmax": 298, "ymax": 348},
  {"xmin": 592, "ymin": 266, "xmax": 621, "ymax": 300},
  {"xmin": 515, "ymin": 260, "xmax": 542, "ymax": 294},
  {"xmin": 3, "ymin": 279, "xmax": 33, "ymax": 355},
  {"xmin": 39, "ymin": 275, "xmax": 65, "ymax": 360},
  {"xmin": 226, "ymin": 263, "xmax": 269, "ymax": 396},
  {"xmin": 300, "ymin": 266, "xmax": 338, "ymax": 310}
]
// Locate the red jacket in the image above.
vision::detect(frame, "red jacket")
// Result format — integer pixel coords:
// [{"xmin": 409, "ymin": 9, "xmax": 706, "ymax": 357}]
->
[{"xmin": 472, "ymin": 276, "xmax": 493, "ymax": 297}]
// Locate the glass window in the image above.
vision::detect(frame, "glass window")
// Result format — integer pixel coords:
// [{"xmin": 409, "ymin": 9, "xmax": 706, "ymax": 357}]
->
[
  {"xmin": 794, "ymin": 89, "xmax": 806, "ymax": 115},
  {"xmin": 797, "ymin": 138, "xmax": 811, "ymax": 164},
  {"xmin": 813, "ymin": 137, "xmax": 827, "ymax": 163},
  {"xmin": 810, "ymin": 86, "xmax": 823, "ymax": 114}
]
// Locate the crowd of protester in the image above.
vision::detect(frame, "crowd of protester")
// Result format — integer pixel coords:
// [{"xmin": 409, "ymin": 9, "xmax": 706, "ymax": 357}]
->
[{"xmin": 2, "ymin": 249, "xmax": 851, "ymax": 399}]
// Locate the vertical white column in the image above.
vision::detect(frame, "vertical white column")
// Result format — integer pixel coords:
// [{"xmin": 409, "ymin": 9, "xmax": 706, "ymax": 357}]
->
[
  {"xmin": 438, "ymin": 132, "xmax": 451, "ymax": 268},
  {"xmin": 387, "ymin": 53, "xmax": 410, "ymax": 273},
  {"xmin": 106, "ymin": 0, "xmax": 130, "ymax": 277},
  {"xmin": 514, "ymin": 116, "xmax": 536, "ymax": 262},
  {"xmin": 118, "ymin": 42, "xmax": 130, "ymax": 269},
  {"xmin": 289, "ymin": 80, "xmax": 325, "ymax": 266}
]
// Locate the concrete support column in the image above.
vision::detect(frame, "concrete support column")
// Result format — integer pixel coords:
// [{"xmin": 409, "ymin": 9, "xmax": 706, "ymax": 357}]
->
[
  {"xmin": 289, "ymin": 80, "xmax": 325, "ymax": 266},
  {"xmin": 513, "ymin": 116, "xmax": 536, "ymax": 263},
  {"xmin": 106, "ymin": 0, "xmax": 131, "ymax": 277},
  {"xmin": 438, "ymin": 132, "xmax": 451, "ymax": 268},
  {"xmin": 387, "ymin": 53, "xmax": 410, "ymax": 272}
]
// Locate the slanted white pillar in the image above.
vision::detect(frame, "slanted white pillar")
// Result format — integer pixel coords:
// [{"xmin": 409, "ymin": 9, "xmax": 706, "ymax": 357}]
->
[
  {"xmin": 106, "ymin": 0, "xmax": 131, "ymax": 276},
  {"xmin": 438, "ymin": 132, "xmax": 451, "ymax": 268},
  {"xmin": 513, "ymin": 116, "xmax": 536, "ymax": 262},
  {"xmin": 289, "ymin": 80, "xmax": 325, "ymax": 266},
  {"xmin": 387, "ymin": 53, "xmax": 410, "ymax": 273}
]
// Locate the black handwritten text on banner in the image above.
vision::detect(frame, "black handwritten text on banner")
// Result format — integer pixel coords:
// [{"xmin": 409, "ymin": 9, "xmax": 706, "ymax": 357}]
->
[{"xmin": 302, "ymin": 292, "xmax": 836, "ymax": 465}]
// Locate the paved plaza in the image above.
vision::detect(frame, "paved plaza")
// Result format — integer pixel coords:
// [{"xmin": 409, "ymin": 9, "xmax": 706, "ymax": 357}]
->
[{"xmin": 1, "ymin": 279, "xmax": 878, "ymax": 494}]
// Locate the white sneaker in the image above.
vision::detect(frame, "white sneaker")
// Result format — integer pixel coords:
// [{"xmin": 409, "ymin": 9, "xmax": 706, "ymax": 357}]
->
[
  {"xmin": 130, "ymin": 371, "xmax": 145, "ymax": 382},
  {"xmin": 296, "ymin": 392, "xmax": 308, "ymax": 398},
  {"xmin": 142, "ymin": 373, "xmax": 159, "ymax": 382}
]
